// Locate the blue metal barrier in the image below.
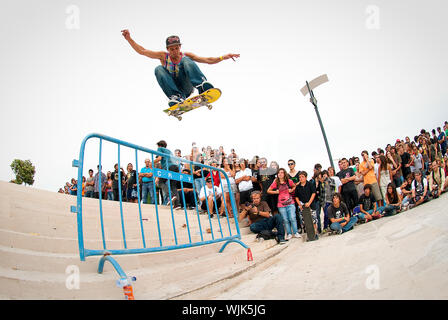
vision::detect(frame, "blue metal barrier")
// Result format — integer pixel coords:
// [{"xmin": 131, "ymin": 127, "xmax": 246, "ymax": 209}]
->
[{"xmin": 72, "ymin": 133, "xmax": 250, "ymax": 279}]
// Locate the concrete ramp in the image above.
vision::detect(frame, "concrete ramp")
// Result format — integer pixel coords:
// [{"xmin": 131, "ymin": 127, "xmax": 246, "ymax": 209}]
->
[
  {"xmin": 182, "ymin": 193, "xmax": 448, "ymax": 300},
  {"xmin": 0, "ymin": 181, "xmax": 287, "ymax": 300}
]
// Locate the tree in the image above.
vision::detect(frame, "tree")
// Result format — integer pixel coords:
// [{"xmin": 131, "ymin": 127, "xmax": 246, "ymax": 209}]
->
[{"xmin": 10, "ymin": 159, "xmax": 36, "ymax": 186}]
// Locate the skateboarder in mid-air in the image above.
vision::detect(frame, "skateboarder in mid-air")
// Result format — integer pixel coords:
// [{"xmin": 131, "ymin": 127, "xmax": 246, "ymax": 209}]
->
[{"xmin": 121, "ymin": 30, "xmax": 240, "ymax": 107}]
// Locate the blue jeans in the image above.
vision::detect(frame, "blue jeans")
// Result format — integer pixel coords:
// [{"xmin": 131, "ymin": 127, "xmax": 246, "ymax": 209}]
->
[
  {"xmin": 84, "ymin": 190, "xmax": 94, "ymax": 198},
  {"xmin": 107, "ymin": 191, "xmax": 114, "ymax": 200},
  {"xmin": 393, "ymin": 176, "xmax": 404, "ymax": 188},
  {"xmin": 250, "ymin": 215, "xmax": 285, "ymax": 241},
  {"xmin": 357, "ymin": 207, "xmax": 385, "ymax": 220},
  {"xmin": 155, "ymin": 57, "xmax": 207, "ymax": 99},
  {"xmin": 141, "ymin": 182, "xmax": 155, "ymax": 204},
  {"xmin": 314, "ymin": 201, "xmax": 322, "ymax": 233},
  {"xmin": 330, "ymin": 216, "xmax": 358, "ymax": 233},
  {"xmin": 278, "ymin": 204, "xmax": 298, "ymax": 235},
  {"xmin": 194, "ymin": 178, "xmax": 205, "ymax": 197}
]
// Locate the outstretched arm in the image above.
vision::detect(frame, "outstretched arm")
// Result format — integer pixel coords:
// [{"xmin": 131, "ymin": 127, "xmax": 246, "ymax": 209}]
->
[
  {"xmin": 184, "ymin": 52, "xmax": 240, "ymax": 64},
  {"xmin": 121, "ymin": 29, "xmax": 165, "ymax": 61}
]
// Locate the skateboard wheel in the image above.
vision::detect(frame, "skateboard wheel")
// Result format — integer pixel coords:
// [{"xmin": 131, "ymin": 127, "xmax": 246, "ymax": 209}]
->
[
  {"xmin": 167, "ymin": 111, "xmax": 172, "ymax": 116},
  {"xmin": 177, "ymin": 116, "xmax": 182, "ymax": 121},
  {"xmin": 207, "ymin": 105, "xmax": 213, "ymax": 110}
]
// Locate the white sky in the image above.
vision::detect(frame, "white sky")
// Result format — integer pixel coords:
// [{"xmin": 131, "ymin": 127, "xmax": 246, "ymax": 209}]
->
[{"xmin": 0, "ymin": 0, "xmax": 447, "ymax": 191}]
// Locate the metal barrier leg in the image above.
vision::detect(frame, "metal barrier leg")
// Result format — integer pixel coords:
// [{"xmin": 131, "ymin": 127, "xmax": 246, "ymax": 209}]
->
[
  {"xmin": 98, "ymin": 254, "xmax": 136, "ymax": 300},
  {"xmin": 218, "ymin": 239, "xmax": 252, "ymax": 261}
]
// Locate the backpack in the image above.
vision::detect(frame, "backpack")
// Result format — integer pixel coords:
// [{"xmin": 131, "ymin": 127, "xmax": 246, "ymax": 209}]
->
[{"xmin": 256, "ymin": 229, "xmax": 277, "ymax": 240}]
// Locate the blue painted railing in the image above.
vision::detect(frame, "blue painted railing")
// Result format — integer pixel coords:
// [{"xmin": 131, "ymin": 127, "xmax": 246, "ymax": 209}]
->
[{"xmin": 72, "ymin": 133, "xmax": 249, "ymax": 272}]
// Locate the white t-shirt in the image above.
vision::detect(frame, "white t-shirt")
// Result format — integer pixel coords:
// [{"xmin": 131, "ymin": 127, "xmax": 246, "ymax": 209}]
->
[
  {"xmin": 331, "ymin": 175, "xmax": 343, "ymax": 193},
  {"xmin": 235, "ymin": 168, "xmax": 253, "ymax": 192},
  {"xmin": 199, "ymin": 185, "xmax": 222, "ymax": 200}
]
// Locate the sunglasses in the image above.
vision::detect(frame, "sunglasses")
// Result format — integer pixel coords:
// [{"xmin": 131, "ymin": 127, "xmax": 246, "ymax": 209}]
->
[{"xmin": 288, "ymin": 163, "xmax": 295, "ymax": 166}]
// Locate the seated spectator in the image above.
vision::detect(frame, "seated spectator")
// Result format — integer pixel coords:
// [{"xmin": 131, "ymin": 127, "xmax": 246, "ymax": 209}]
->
[
  {"xmin": 199, "ymin": 177, "xmax": 224, "ymax": 217},
  {"xmin": 327, "ymin": 193, "xmax": 358, "ymax": 234},
  {"xmin": 400, "ymin": 173, "xmax": 414, "ymax": 209},
  {"xmin": 267, "ymin": 168, "xmax": 299, "ymax": 240},
  {"xmin": 238, "ymin": 191, "xmax": 287, "ymax": 245},
  {"xmin": 410, "ymin": 169, "xmax": 429, "ymax": 208},
  {"xmin": 177, "ymin": 168, "xmax": 196, "ymax": 210},
  {"xmin": 428, "ymin": 160, "xmax": 446, "ymax": 199},
  {"xmin": 58, "ymin": 188, "xmax": 64, "ymax": 193},
  {"xmin": 358, "ymin": 184, "xmax": 383, "ymax": 222},
  {"xmin": 383, "ymin": 182, "xmax": 402, "ymax": 216},
  {"xmin": 235, "ymin": 159, "xmax": 254, "ymax": 208}
]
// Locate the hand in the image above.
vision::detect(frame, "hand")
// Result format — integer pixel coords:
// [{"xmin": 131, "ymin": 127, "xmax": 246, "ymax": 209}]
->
[
  {"xmin": 305, "ymin": 202, "xmax": 310, "ymax": 208},
  {"xmin": 121, "ymin": 29, "xmax": 131, "ymax": 41},
  {"xmin": 223, "ymin": 53, "xmax": 240, "ymax": 61}
]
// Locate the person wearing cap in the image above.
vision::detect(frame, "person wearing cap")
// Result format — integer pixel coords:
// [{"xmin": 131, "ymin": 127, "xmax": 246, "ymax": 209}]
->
[
  {"xmin": 199, "ymin": 177, "xmax": 224, "ymax": 217},
  {"xmin": 121, "ymin": 30, "xmax": 240, "ymax": 107}
]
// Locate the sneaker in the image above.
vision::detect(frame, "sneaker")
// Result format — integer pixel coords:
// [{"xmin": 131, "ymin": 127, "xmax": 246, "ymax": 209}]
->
[
  {"xmin": 196, "ymin": 80, "xmax": 214, "ymax": 94},
  {"xmin": 293, "ymin": 232, "xmax": 302, "ymax": 238},
  {"xmin": 275, "ymin": 236, "xmax": 288, "ymax": 245},
  {"xmin": 174, "ymin": 205, "xmax": 182, "ymax": 210},
  {"xmin": 336, "ymin": 229, "xmax": 343, "ymax": 235},
  {"xmin": 168, "ymin": 95, "xmax": 184, "ymax": 107},
  {"xmin": 286, "ymin": 234, "xmax": 293, "ymax": 240}
]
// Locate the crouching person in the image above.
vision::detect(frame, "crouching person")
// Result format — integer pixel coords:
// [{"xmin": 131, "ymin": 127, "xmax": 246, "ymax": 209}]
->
[
  {"xmin": 358, "ymin": 184, "xmax": 383, "ymax": 222},
  {"xmin": 428, "ymin": 161, "xmax": 446, "ymax": 199},
  {"xmin": 410, "ymin": 169, "xmax": 429, "ymax": 208},
  {"xmin": 239, "ymin": 191, "xmax": 287, "ymax": 244},
  {"xmin": 327, "ymin": 193, "xmax": 358, "ymax": 234}
]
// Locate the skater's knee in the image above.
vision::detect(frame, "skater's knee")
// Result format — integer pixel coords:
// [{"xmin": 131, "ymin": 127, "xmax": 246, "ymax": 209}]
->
[{"xmin": 154, "ymin": 65, "xmax": 166, "ymax": 77}]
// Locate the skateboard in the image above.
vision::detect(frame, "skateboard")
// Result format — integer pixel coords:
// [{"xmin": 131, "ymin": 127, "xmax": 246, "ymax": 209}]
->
[
  {"xmin": 301, "ymin": 207, "xmax": 317, "ymax": 241},
  {"xmin": 163, "ymin": 88, "xmax": 222, "ymax": 121}
]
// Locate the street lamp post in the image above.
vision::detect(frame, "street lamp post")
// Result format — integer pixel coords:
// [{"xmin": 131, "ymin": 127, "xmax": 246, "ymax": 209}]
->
[{"xmin": 300, "ymin": 74, "xmax": 335, "ymax": 169}]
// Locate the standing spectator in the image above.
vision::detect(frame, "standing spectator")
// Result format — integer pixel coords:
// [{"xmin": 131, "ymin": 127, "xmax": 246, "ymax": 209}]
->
[
  {"xmin": 111, "ymin": 164, "xmax": 122, "ymax": 202},
  {"xmin": 437, "ymin": 127, "xmax": 447, "ymax": 156},
  {"xmin": 258, "ymin": 158, "xmax": 277, "ymax": 214},
  {"xmin": 93, "ymin": 165, "xmax": 107, "ymax": 199},
  {"xmin": 431, "ymin": 129, "xmax": 441, "ymax": 157},
  {"xmin": 192, "ymin": 157, "xmax": 206, "ymax": 198},
  {"xmin": 377, "ymin": 155, "xmax": 393, "ymax": 205},
  {"xmin": 327, "ymin": 193, "xmax": 358, "ymax": 234},
  {"xmin": 206, "ymin": 160, "xmax": 221, "ymax": 187},
  {"xmin": 85, "ymin": 169, "xmax": 95, "ymax": 198},
  {"xmin": 125, "ymin": 163, "xmax": 138, "ymax": 203},
  {"xmin": 268, "ymin": 168, "xmax": 299, "ymax": 240},
  {"xmin": 398, "ymin": 144, "xmax": 412, "ymax": 181},
  {"xmin": 69, "ymin": 178, "xmax": 78, "ymax": 196},
  {"xmin": 389, "ymin": 146, "xmax": 403, "ymax": 188},
  {"xmin": 154, "ymin": 140, "xmax": 180, "ymax": 208},
  {"xmin": 235, "ymin": 159, "xmax": 254, "ymax": 208},
  {"xmin": 140, "ymin": 158, "xmax": 155, "ymax": 204},
  {"xmin": 359, "ymin": 151, "xmax": 382, "ymax": 205},
  {"xmin": 336, "ymin": 158, "xmax": 358, "ymax": 213},
  {"xmin": 328, "ymin": 166, "xmax": 342, "ymax": 193},
  {"xmin": 220, "ymin": 158, "xmax": 239, "ymax": 216},
  {"xmin": 294, "ymin": 171, "xmax": 319, "ymax": 239},
  {"xmin": 320, "ymin": 170, "xmax": 337, "ymax": 232},
  {"xmin": 287, "ymin": 159, "xmax": 300, "ymax": 185},
  {"xmin": 81, "ymin": 176, "xmax": 86, "ymax": 197},
  {"xmin": 410, "ymin": 145, "xmax": 424, "ymax": 174},
  {"xmin": 428, "ymin": 160, "xmax": 446, "ymax": 198},
  {"xmin": 311, "ymin": 163, "xmax": 323, "ymax": 233},
  {"xmin": 106, "ymin": 172, "xmax": 113, "ymax": 200}
]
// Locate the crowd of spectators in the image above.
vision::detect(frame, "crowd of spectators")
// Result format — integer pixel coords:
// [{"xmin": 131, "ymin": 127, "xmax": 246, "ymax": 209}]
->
[{"xmin": 59, "ymin": 122, "xmax": 448, "ymax": 244}]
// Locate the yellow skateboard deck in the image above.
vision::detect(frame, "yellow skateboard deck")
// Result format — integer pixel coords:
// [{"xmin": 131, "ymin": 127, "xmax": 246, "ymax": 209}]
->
[{"xmin": 163, "ymin": 88, "xmax": 221, "ymax": 121}]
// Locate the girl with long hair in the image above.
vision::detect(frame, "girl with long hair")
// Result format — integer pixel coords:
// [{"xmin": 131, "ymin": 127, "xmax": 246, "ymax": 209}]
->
[
  {"xmin": 383, "ymin": 182, "xmax": 402, "ymax": 216},
  {"xmin": 377, "ymin": 155, "xmax": 393, "ymax": 206},
  {"xmin": 267, "ymin": 168, "xmax": 299, "ymax": 240}
]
